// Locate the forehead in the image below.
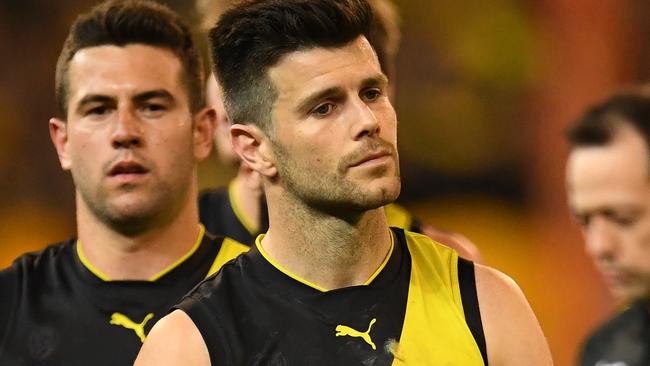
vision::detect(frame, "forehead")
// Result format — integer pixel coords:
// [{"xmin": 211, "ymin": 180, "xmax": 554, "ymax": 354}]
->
[
  {"xmin": 268, "ymin": 36, "xmax": 383, "ymax": 100},
  {"xmin": 567, "ymin": 124, "xmax": 650, "ymax": 208},
  {"xmin": 67, "ymin": 44, "xmax": 185, "ymax": 105}
]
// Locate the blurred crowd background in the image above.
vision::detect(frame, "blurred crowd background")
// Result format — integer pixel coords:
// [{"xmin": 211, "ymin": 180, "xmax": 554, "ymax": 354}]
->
[{"xmin": 0, "ymin": 0, "xmax": 648, "ymax": 364}]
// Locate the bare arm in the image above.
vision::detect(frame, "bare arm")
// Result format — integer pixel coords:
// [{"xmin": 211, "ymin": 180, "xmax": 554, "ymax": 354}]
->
[
  {"xmin": 134, "ymin": 310, "xmax": 211, "ymax": 366},
  {"xmin": 475, "ymin": 264, "xmax": 553, "ymax": 365}
]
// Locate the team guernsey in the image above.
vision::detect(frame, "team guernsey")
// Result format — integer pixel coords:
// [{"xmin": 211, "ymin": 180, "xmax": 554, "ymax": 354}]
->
[
  {"xmin": 176, "ymin": 228, "xmax": 488, "ymax": 365},
  {"xmin": 0, "ymin": 225, "xmax": 248, "ymax": 366},
  {"xmin": 199, "ymin": 180, "xmax": 421, "ymax": 246},
  {"xmin": 199, "ymin": 181, "xmax": 268, "ymax": 245},
  {"xmin": 579, "ymin": 301, "xmax": 650, "ymax": 366}
]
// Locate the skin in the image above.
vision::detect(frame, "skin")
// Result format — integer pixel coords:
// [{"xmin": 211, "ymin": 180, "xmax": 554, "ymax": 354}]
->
[
  {"xmin": 49, "ymin": 44, "xmax": 214, "ymax": 280},
  {"xmin": 136, "ymin": 36, "xmax": 551, "ymax": 365},
  {"xmin": 567, "ymin": 122, "xmax": 650, "ymax": 303}
]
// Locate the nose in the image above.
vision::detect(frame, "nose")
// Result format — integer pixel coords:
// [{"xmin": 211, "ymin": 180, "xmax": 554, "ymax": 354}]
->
[
  {"xmin": 584, "ymin": 216, "xmax": 618, "ymax": 262},
  {"xmin": 351, "ymin": 99, "xmax": 380, "ymax": 140},
  {"xmin": 111, "ymin": 108, "xmax": 142, "ymax": 148}
]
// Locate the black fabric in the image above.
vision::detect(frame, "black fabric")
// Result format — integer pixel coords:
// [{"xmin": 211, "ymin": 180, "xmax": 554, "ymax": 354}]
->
[
  {"xmin": 199, "ymin": 188, "xmax": 267, "ymax": 246},
  {"xmin": 458, "ymin": 257, "xmax": 488, "ymax": 366},
  {"xmin": 177, "ymin": 228, "xmax": 411, "ymax": 366},
  {"xmin": 0, "ymin": 233, "xmax": 224, "ymax": 366},
  {"xmin": 579, "ymin": 301, "xmax": 650, "ymax": 366},
  {"xmin": 408, "ymin": 217, "xmax": 423, "ymax": 234}
]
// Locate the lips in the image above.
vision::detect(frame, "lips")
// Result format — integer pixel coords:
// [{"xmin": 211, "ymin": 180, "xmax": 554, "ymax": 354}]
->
[
  {"xmin": 349, "ymin": 150, "xmax": 392, "ymax": 168},
  {"xmin": 108, "ymin": 161, "xmax": 149, "ymax": 177}
]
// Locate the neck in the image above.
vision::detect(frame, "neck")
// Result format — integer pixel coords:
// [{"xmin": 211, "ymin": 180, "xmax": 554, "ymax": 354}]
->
[
  {"xmin": 262, "ymin": 186, "xmax": 392, "ymax": 290},
  {"xmin": 75, "ymin": 188, "xmax": 201, "ymax": 281}
]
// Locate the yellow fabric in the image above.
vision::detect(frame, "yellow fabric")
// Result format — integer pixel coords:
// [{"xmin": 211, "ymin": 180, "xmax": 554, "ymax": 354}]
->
[
  {"xmin": 228, "ymin": 178, "xmax": 258, "ymax": 235},
  {"xmin": 77, "ymin": 224, "xmax": 207, "ymax": 282},
  {"xmin": 392, "ymin": 231, "xmax": 485, "ymax": 365},
  {"xmin": 206, "ymin": 237, "xmax": 249, "ymax": 277},
  {"xmin": 384, "ymin": 203, "xmax": 413, "ymax": 229},
  {"xmin": 149, "ymin": 225, "xmax": 206, "ymax": 281}
]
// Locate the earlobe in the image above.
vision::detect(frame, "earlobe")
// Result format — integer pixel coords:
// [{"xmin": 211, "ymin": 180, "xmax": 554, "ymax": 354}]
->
[
  {"xmin": 193, "ymin": 107, "xmax": 216, "ymax": 161},
  {"xmin": 230, "ymin": 123, "xmax": 277, "ymax": 178},
  {"xmin": 49, "ymin": 118, "xmax": 71, "ymax": 171}
]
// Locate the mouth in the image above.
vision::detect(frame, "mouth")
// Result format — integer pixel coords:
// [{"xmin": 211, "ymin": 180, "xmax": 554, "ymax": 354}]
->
[
  {"xmin": 602, "ymin": 267, "xmax": 634, "ymax": 287},
  {"xmin": 108, "ymin": 161, "xmax": 150, "ymax": 178},
  {"xmin": 349, "ymin": 150, "xmax": 392, "ymax": 168}
]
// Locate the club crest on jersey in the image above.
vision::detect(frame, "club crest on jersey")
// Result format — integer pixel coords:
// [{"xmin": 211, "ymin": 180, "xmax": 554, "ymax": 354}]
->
[
  {"xmin": 335, "ymin": 318, "xmax": 377, "ymax": 350},
  {"xmin": 109, "ymin": 312, "xmax": 154, "ymax": 343}
]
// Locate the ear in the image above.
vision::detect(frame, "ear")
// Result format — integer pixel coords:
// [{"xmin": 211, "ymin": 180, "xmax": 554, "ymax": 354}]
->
[
  {"xmin": 49, "ymin": 118, "xmax": 71, "ymax": 171},
  {"xmin": 192, "ymin": 107, "xmax": 216, "ymax": 161},
  {"xmin": 230, "ymin": 123, "xmax": 277, "ymax": 178}
]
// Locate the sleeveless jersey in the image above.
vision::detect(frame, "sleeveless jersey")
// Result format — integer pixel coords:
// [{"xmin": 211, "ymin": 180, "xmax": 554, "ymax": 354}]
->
[
  {"xmin": 198, "ymin": 182, "xmax": 268, "ymax": 245},
  {"xmin": 579, "ymin": 301, "xmax": 650, "ymax": 366},
  {"xmin": 0, "ymin": 226, "xmax": 248, "ymax": 366},
  {"xmin": 176, "ymin": 228, "xmax": 487, "ymax": 365}
]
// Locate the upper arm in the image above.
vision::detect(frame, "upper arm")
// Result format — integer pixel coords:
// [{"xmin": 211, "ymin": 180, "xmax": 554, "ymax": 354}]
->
[
  {"xmin": 134, "ymin": 310, "xmax": 211, "ymax": 366},
  {"xmin": 474, "ymin": 264, "xmax": 553, "ymax": 365}
]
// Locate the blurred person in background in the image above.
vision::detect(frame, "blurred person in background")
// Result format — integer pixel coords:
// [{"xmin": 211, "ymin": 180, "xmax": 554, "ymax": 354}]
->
[
  {"xmin": 195, "ymin": 0, "xmax": 482, "ymax": 261},
  {"xmin": 136, "ymin": 1, "xmax": 551, "ymax": 364},
  {"xmin": 566, "ymin": 88, "xmax": 650, "ymax": 366},
  {"xmin": 0, "ymin": 1, "xmax": 247, "ymax": 364}
]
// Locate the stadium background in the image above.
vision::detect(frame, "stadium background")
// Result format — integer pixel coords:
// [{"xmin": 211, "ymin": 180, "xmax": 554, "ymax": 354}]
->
[{"xmin": 0, "ymin": 1, "xmax": 648, "ymax": 364}]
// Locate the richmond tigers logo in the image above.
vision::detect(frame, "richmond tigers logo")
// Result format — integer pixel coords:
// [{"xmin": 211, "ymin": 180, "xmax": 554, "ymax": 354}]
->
[
  {"xmin": 335, "ymin": 318, "xmax": 377, "ymax": 350},
  {"xmin": 109, "ymin": 312, "xmax": 154, "ymax": 343}
]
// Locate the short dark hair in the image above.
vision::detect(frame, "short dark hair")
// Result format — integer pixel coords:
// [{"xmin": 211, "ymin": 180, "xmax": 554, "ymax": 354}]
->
[
  {"xmin": 55, "ymin": 0, "xmax": 204, "ymax": 115},
  {"xmin": 209, "ymin": 0, "xmax": 374, "ymax": 132},
  {"xmin": 566, "ymin": 89, "xmax": 650, "ymax": 153}
]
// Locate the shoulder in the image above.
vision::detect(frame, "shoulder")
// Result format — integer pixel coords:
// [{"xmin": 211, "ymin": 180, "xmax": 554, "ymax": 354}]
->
[
  {"xmin": 135, "ymin": 310, "xmax": 210, "ymax": 366},
  {"xmin": 1, "ymin": 240, "xmax": 73, "ymax": 278},
  {"xmin": 473, "ymin": 264, "xmax": 553, "ymax": 365}
]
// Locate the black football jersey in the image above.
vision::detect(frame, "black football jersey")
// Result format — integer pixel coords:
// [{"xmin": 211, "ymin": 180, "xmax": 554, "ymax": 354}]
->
[{"xmin": 0, "ymin": 228, "xmax": 247, "ymax": 365}]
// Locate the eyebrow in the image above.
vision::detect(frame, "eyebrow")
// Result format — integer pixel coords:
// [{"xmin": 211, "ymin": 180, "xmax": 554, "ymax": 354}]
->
[
  {"xmin": 132, "ymin": 89, "xmax": 175, "ymax": 105},
  {"xmin": 74, "ymin": 89, "xmax": 175, "ymax": 114},
  {"xmin": 294, "ymin": 74, "xmax": 389, "ymax": 114}
]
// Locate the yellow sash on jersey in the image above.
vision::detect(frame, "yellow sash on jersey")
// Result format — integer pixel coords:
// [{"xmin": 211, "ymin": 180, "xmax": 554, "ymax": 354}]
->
[
  {"xmin": 206, "ymin": 237, "xmax": 250, "ymax": 277},
  {"xmin": 392, "ymin": 231, "xmax": 485, "ymax": 365}
]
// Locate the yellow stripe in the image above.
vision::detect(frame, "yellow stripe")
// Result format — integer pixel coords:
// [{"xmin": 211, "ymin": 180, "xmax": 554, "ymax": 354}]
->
[
  {"xmin": 77, "ymin": 240, "xmax": 112, "ymax": 281},
  {"xmin": 228, "ymin": 178, "xmax": 258, "ymax": 235},
  {"xmin": 384, "ymin": 203, "xmax": 413, "ymax": 230},
  {"xmin": 449, "ymin": 247, "xmax": 463, "ymax": 317},
  {"xmin": 363, "ymin": 230, "xmax": 394, "ymax": 285},
  {"xmin": 255, "ymin": 231, "xmax": 395, "ymax": 292},
  {"xmin": 206, "ymin": 237, "xmax": 250, "ymax": 277},
  {"xmin": 148, "ymin": 224, "xmax": 206, "ymax": 281},
  {"xmin": 76, "ymin": 225, "xmax": 206, "ymax": 282}
]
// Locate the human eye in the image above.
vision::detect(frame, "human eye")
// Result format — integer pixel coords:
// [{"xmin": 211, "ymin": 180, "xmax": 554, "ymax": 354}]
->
[
  {"xmin": 610, "ymin": 213, "xmax": 639, "ymax": 227},
  {"xmin": 310, "ymin": 102, "xmax": 336, "ymax": 118},
  {"xmin": 361, "ymin": 88, "xmax": 382, "ymax": 102},
  {"xmin": 573, "ymin": 213, "xmax": 589, "ymax": 228},
  {"xmin": 140, "ymin": 102, "xmax": 167, "ymax": 118},
  {"xmin": 83, "ymin": 104, "xmax": 113, "ymax": 119}
]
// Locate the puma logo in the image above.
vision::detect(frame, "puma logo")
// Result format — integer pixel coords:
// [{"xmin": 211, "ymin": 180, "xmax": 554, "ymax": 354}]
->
[
  {"xmin": 109, "ymin": 312, "xmax": 154, "ymax": 343},
  {"xmin": 335, "ymin": 318, "xmax": 377, "ymax": 350}
]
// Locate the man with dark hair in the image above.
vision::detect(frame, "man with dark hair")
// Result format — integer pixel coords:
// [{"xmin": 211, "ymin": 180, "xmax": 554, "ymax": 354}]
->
[
  {"xmin": 566, "ymin": 88, "xmax": 650, "ymax": 366},
  {"xmin": 195, "ymin": 0, "xmax": 482, "ymax": 261},
  {"xmin": 137, "ymin": 1, "xmax": 551, "ymax": 364},
  {"xmin": 0, "ymin": 1, "xmax": 247, "ymax": 364}
]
